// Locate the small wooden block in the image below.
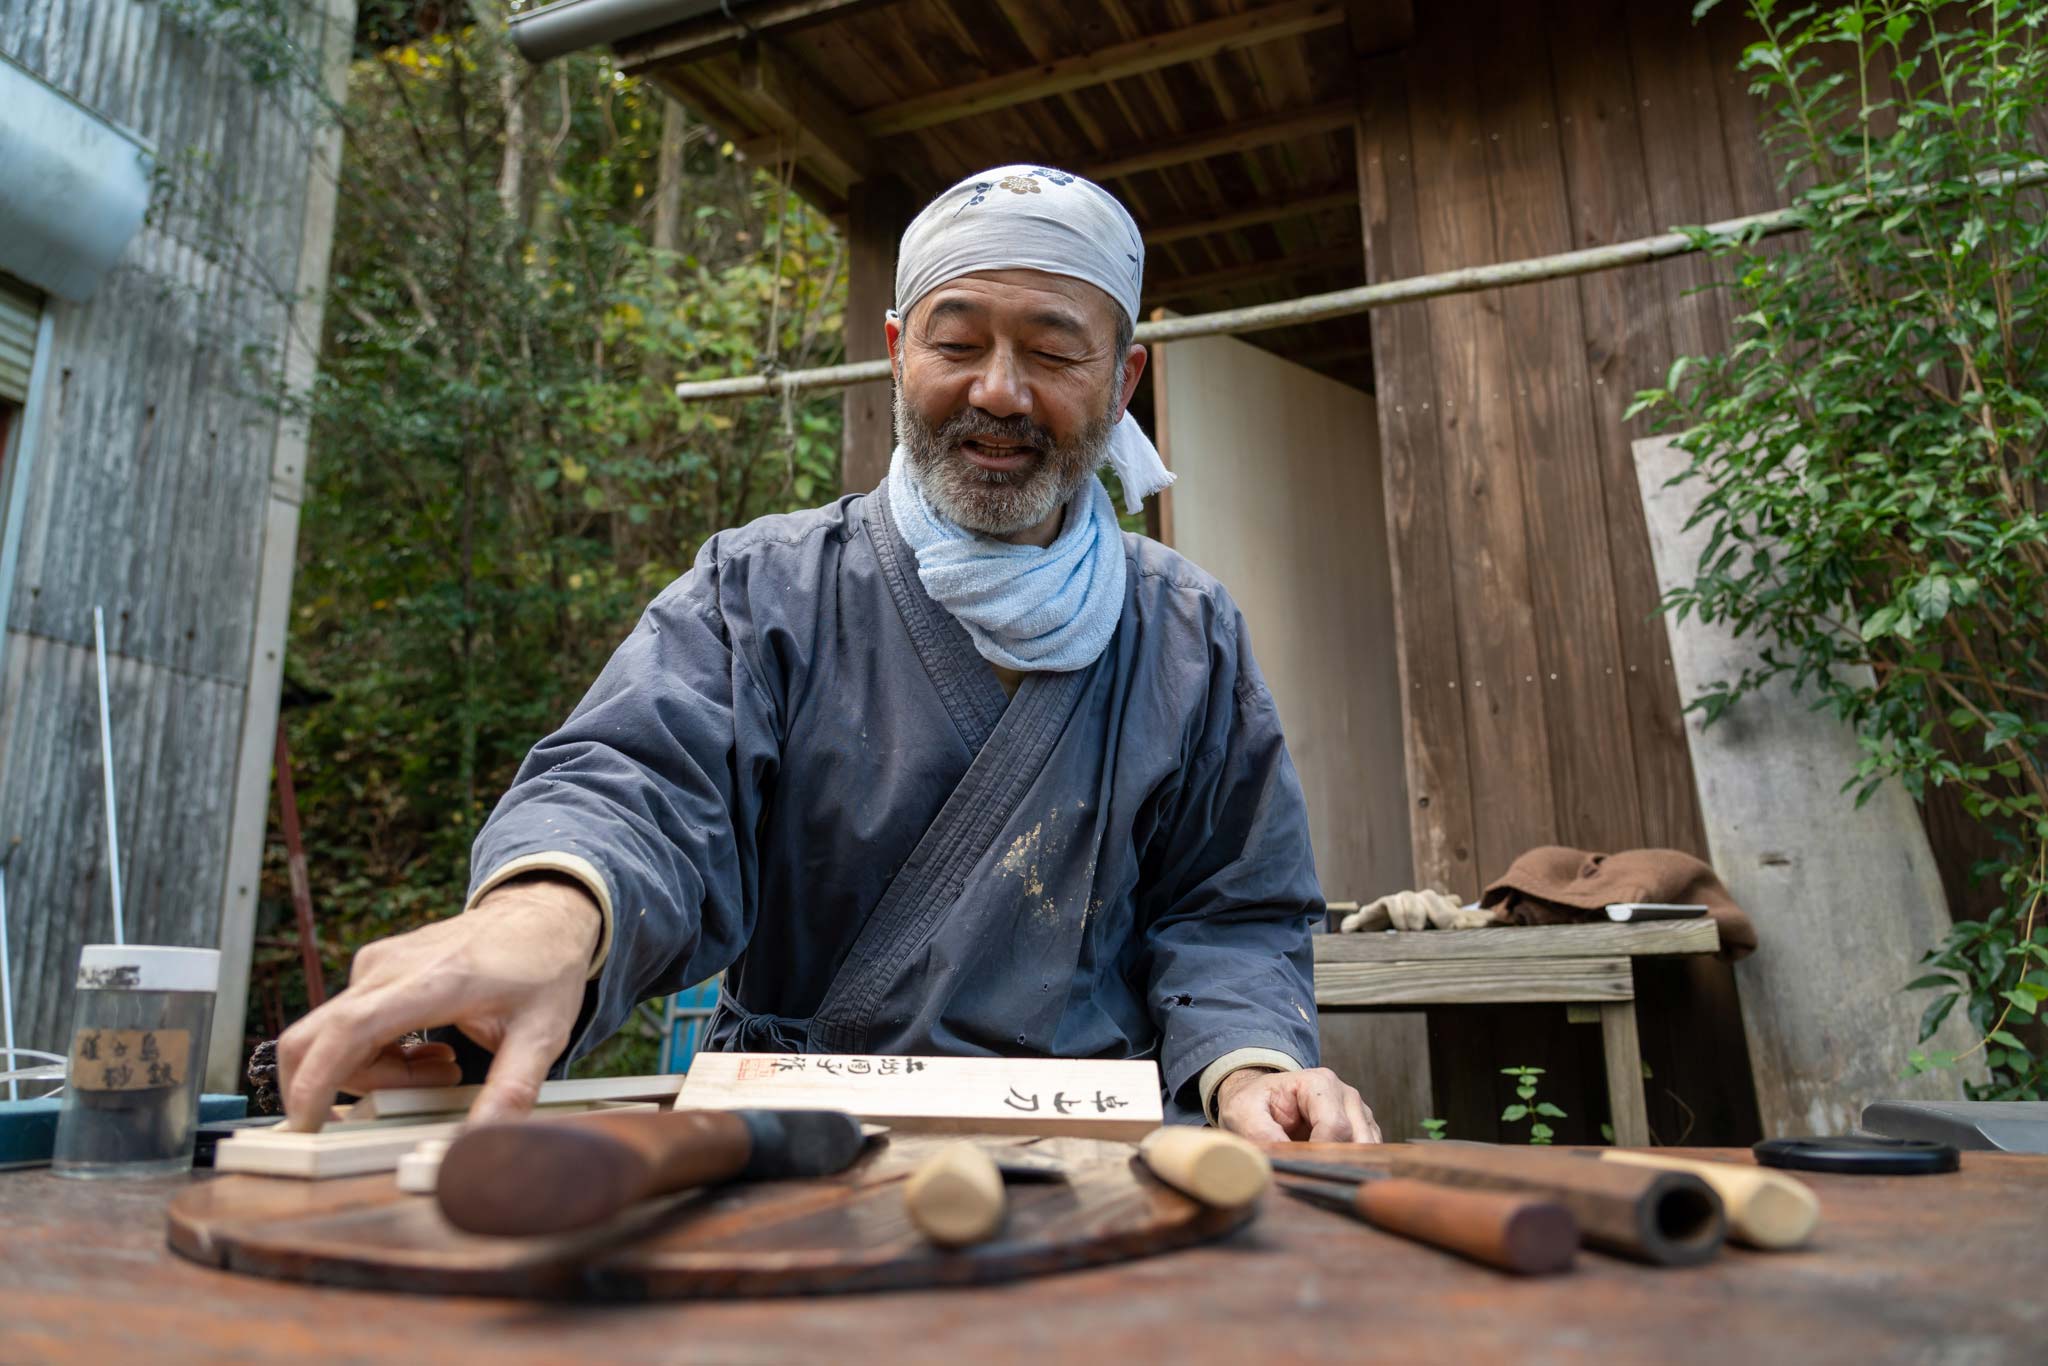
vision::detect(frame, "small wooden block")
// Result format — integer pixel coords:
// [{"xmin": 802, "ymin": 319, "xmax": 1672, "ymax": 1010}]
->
[
  {"xmin": 674, "ymin": 1054, "xmax": 1163, "ymax": 1139},
  {"xmin": 345, "ymin": 1072, "xmax": 685, "ymax": 1121},
  {"xmin": 215, "ymin": 1102, "xmax": 657, "ymax": 1179},
  {"xmin": 395, "ymin": 1138, "xmax": 451, "ymax": 1195}
]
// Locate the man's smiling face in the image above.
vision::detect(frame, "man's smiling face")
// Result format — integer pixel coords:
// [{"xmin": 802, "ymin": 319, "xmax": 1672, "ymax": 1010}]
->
[{"xmin": 888, "ymin": 269, "xmax": 1146, "ymax": 540}]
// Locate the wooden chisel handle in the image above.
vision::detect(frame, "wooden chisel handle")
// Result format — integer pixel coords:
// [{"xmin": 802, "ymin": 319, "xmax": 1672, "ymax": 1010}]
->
[
  {"xmin": 438, "ymin": 1108, "xmax": 754, "ymax": 1237},
  {"xmin": 1136, "ymin": 1126, "xmax": 1272, "ymax": 1207},
  {"xmin": 1352, "ymin": 1179, "xmax": 1578, "ymax": 1275},
  {"xmin": 1598, "ymin": 1151, "xmax": 1819, "ymax": 1250},
  {"xmin": 905, "ymin": 1142, "xmax": 1006, "ymax": 1247}
]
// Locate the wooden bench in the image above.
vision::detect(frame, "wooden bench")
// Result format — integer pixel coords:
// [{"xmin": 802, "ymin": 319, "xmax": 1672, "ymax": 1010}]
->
[{"xmin": 1312, "ymin": 919, "xmax": 1722, "ymax": 1145}]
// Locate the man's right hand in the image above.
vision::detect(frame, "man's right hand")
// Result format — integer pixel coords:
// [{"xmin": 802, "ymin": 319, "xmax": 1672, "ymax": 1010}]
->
[{"xmin": 276, "ymin": 876, "xmax": 603, "ymax": 1132}]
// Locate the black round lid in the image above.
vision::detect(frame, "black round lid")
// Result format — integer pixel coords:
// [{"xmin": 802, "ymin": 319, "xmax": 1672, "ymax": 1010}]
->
[{"xmin": 1753, "ymin": 1135, "xmax": 1960, "ymax": 1175}]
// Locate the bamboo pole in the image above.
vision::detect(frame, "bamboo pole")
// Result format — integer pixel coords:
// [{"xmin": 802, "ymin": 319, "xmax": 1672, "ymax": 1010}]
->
[{"xmin": 673, "ymin": 163, "xmax": 2048, "ymax": 404}]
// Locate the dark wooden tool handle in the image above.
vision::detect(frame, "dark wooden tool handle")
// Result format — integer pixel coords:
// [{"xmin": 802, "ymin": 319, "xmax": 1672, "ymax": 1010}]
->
[
  {"xmin": 1353, "ymin": 1178, "xmax": 1577, "ymax": 1275},
  {"xmin": 1389, "ymin": 1144, "xmax": 1725, "ymax": 1266},
  {"xmin": 437, "ymin": 1108, "xmax": 754, "ymax": 1237}
]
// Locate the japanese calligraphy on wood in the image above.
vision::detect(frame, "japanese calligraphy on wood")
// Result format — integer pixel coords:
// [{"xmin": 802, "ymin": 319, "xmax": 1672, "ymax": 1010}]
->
[{"xmin": 674, "ymin": 1054, "xmax": 1163, "ymax": 1140}]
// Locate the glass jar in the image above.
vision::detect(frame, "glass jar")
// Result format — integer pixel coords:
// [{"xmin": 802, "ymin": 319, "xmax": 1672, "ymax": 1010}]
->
[{"xmin": 51, "ymin": 945, "xmax": 219, "ymax": 1179}]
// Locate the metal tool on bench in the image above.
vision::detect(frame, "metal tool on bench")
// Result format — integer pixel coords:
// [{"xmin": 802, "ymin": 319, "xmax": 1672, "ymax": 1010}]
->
[
  {"xmin": 1270, "ymin": 1157, "xmax": 1577, "ymax": 1275},
  {"xmin": 1283, "ymin": 1142, "xmax": 1727, "ymax": 1267},
  {"xmin": 436, "ymin": 1107, "xmax": 867, "ymax": 1236}
]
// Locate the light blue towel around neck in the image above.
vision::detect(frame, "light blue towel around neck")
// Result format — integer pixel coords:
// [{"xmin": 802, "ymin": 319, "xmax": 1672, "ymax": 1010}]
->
[{"xmin": 885, "ymin": 446, "xmax": 1127, "ymax": 673}]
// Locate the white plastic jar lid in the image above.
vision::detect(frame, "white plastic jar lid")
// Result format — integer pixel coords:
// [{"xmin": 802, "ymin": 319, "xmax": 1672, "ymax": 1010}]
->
[{"xmin": 75, "ymin": 945, "xmax": 220, "ymax": 993}]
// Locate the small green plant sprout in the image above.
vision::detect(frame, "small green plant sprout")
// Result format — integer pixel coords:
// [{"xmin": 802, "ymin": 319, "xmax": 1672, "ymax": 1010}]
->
[
  {"xmin": 1419, "ymin": 1117, "xmax": 1448, "ymax": 1141},
  {"xmin": 1500, "ymin": 1066, "xmax": 1567, "ymax": 1144}
]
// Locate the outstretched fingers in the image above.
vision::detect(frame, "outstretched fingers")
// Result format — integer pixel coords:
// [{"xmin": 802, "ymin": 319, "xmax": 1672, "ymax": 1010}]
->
[
  {"xmin": 468, "ymin": 1022, "xmax": 568, "ymax": 1125},
  {"xmin": 277, "ymin": 979, "xmax": 465, "ymax": 1131}
]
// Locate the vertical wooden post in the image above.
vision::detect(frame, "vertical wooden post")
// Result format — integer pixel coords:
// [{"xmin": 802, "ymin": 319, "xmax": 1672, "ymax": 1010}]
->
[
  {"xmin": 1598, "ymin": 1001, "xmax": 1650, "ymax": 1147},
  {"xmin": 841, "ymin": 176, "xmax": 915, "ymax": 493},
  {"xmin": 272, "ymin": 721, "xmax": 325, "ymax": 1009}
]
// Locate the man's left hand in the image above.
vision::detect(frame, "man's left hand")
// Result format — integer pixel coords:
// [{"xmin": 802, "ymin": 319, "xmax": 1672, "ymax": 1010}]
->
[{"xmin": 1215, "ymin": 1066, "xmax": 1380, "ymax": 1142}]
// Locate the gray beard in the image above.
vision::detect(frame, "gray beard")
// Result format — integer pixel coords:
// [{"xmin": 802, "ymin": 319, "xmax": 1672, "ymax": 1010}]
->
[{"xmin": 895, "ymin": 389, "xmax": 1116, "ymax": 537}]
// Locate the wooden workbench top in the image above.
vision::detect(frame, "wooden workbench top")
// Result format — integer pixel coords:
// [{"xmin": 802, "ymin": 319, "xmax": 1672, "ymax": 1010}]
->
[{"xmin": 5, "ymin": 1147, "xmax": 2043, "ymax": 1363}]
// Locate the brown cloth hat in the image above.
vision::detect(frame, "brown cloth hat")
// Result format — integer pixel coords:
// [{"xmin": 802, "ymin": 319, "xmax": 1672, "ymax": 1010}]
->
[{"xmin": 1479, "ymin": 846, "xmax": 1757, "ymax": 961}]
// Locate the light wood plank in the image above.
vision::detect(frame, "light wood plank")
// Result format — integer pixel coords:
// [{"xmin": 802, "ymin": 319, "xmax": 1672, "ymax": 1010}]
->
[
  {"xmin": 1315, "ymin": 956, "xmax": 1633, "ymax": 1007},
  {"xmin": 1316, "ymin": 919, "xmax": 1718, "ymax": 963},
  {"xmin": 676, "ymin": 1054, "xmax": 1162, "ymax": 1140},
  {"xmin": 856, "ymin": 1, "xmax": 1347, "ymax": 138},
  {"xmin": 1599, "ymin": 1001, "xmax": 1651, "ymax": 1146},
  {"xmin": 213, "ymin": 1101, "xmax": 660, "ymax": 1178},
  {"xmin": 345, "ymin": 1072, "xmax": 686, "ymax": 1121},
  {"xmin": 1634, "ymin": 434, "xmax": 1982, "ymax": 1133}
]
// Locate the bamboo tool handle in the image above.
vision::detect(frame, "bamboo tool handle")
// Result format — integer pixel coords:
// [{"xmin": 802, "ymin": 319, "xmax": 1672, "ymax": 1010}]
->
[
  {"xmin": 1136, "ymin": 1127, "xmax": 1272, "ymax": 1206},
  {"xmin": 438, "ymin": 1108, "xmax": 754, "ymax": 1237},
  {"xmin": 1352, "ymin": 1178, "xmax": 1578, "ymax": 1275},
  {"xmin": 1597, "ymin": 1151, "xmax": 1819, "ymax": 1250},
  {"xmin": 905, "ymin": 1142, "xmax": 1006, "ymax": 1246},
  {"xmin": 1390, "ymin": 1144, "xmax": 1726, "ymax": 1266}
]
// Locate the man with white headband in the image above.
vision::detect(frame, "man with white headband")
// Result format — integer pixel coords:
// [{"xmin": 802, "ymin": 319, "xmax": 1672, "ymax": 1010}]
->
[{"xmin": 277, "ymin": 166, "xmax": 1375, "ymax": 1142}]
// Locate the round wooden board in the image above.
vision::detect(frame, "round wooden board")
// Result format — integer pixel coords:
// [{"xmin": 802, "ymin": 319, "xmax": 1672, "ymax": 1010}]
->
[{"xmin": 166, "ymin": 1133, "xmax": 1256, "ymax": 1299}]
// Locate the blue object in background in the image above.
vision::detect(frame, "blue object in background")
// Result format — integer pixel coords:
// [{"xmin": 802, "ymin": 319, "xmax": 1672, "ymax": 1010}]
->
[
  {"xmin": 659, "ymin": 978, "xmax": 721, "ymax": 1075},
  {"xmin": 0, "ymin": 1092, "xmax": 248, "ymax": 1169}
]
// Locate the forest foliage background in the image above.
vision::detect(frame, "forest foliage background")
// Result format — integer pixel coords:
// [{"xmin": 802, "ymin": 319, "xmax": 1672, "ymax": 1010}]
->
[{"xmin": 237, "ymin": 0, "xmax": 848, "ymax": 1068}]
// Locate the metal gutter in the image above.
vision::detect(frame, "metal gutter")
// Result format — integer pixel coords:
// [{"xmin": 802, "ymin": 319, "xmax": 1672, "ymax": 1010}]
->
[
  {"xmin": 509, "ymin": 0, "xmax": 741, "ymax": 63},
  {"xmin": 0, "ymin": 48, "xmax": 153, "ymax": 301}
]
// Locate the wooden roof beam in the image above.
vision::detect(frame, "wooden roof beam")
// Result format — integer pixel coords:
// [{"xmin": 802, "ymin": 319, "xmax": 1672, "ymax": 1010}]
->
[
  {"xmin": 1143, "ymin": 184, "xmax": 1358, "ymax": 246},
  {"xmin": 1082, "ymin": 99, "xmax": 1354, "ymax": 182},
  {"xmin": 616, "ymin": 0, "xmax": 897, "ymax": 73},
  {"xmin": 732, "ymin": 44, "xmax": 880, "ymax": 188},
  {"xmin": 1146, "ymin": 245, "xmax": 1361, "ymax": 304},
  {"xmin": 651, "ymin": 64, "xmax": 853, "ymax": 207},
  {"xmin": 1345, "ymin": 0, "xmax": 1414, "ymax": 56},
  {"xmin": 855, "ymin": 0, "xmax": 1347, "ymax": 139}
]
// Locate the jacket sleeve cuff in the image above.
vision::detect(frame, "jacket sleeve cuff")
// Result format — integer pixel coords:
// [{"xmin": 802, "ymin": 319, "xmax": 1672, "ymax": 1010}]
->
[
  {"xmin": 465, "ymin": 851, "xmax": 614, "ymax": 979},
  {"xmin": 1197, "ymin": 1046, "xmax": 1303, "ymax": 1125}
]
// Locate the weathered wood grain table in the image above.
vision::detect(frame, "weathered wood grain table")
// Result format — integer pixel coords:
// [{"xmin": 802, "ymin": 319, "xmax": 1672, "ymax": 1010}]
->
[
  {"xmin": 1315, "ymin": 921, "xmax": 1723, "ymax": 1145},
  {"xmin": 4, "ymin": 1144, "xmax": 2043, "ymax": 1363}
]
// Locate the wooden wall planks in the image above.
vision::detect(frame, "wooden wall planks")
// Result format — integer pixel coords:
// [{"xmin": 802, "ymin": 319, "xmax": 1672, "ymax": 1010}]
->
[
  {"xmin": 1471, "ymin": 2, "xmax": 1644, "ymax": 856},
  {"xmin": 1360, "ymin": 0, "xmax": 1785, "ymax": 902},
  {"xmin": 1549, "ymin": 0, "xmax": 1707, "ymax": 859},
  {"xmin": 840, "ymin": 176, "xmax": 916, "ymax": 493},
  {"xmin": 1356, "ymin": 0, "xmax": 1785, "ymax": 1142},
  {"xmin": 1355, "ymin": 59, "xmax": 1477, "ymax": 897},
  {"xmin": 1397, "ymin": 19, "xmax": 1559, "ymax": 886}
]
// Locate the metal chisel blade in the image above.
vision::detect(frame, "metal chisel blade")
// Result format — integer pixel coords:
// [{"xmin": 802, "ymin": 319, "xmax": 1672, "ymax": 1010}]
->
[
  {"xmin": 1276, "ymin": 1178, "xmax": 1366, "ymax": 1214},
  {"xmin": 1269, "ymin": 1156, "xmax": 1388, "ymax": 1186}
]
